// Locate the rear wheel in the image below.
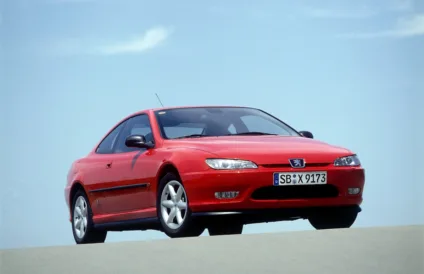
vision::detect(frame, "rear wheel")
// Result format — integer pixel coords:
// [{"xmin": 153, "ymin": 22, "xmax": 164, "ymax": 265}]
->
[
  {"xmin": 308, "ymin": 207, "xmax": 358, "ymax": 230},
  {"xmin": 157, "ymin": 173, "xmax": 205, "ymax": 238},
  {"xmin": 71, "ymin": 189, "xmax": 107, "ymax": 244},
  {"xmin": 208, "ymin": 223, "xmax": 244, "ymax": 236}
]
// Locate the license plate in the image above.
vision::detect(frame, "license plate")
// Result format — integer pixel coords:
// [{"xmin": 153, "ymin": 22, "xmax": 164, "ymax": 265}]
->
[{"xmin": 273, "ymin": 171, "xmax": 327, "ymax": 186}]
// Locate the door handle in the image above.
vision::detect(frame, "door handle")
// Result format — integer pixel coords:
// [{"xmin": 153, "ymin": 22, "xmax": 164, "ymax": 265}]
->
[{"xmin": 106, "ymin": 162, "xmax": 112, "ymax": 169}]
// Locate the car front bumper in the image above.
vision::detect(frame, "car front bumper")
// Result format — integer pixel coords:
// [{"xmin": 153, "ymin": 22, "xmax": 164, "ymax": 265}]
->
[{"xmin": 182, "ymin": 166, "xmax": 365, "ymax": 214}]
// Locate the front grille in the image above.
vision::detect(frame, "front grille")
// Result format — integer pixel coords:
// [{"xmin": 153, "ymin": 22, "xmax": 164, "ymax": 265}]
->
[
  {"xmin": 251, "ymin": 185, "xmax": 339, "ymax": 200},
  {"xmin": 261, "ymin": 163, "xmax": 330, "ymax": 168}
]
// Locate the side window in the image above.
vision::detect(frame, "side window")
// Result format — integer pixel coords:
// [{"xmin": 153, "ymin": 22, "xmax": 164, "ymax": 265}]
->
[
  {"xmin": 96, "ymin": 122, "xmax": 126, "ymax": 154},
  {"xmin": 114, "ymin": 114, "xmax": 154, "ymax": 153}
]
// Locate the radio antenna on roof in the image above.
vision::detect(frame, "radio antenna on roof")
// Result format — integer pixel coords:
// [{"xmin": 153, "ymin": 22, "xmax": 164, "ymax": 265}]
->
[{"xmin": 155, "ymin": 93, "xmax": 164, "ymax": 107}]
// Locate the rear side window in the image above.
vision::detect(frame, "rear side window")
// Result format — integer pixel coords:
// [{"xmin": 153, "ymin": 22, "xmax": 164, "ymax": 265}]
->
[{"xmin": 96, "ymin": 122, "xmax": 125, "ymax": 154}]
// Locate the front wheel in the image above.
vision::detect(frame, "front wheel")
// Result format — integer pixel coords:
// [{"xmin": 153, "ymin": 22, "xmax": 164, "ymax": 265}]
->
[
  {"xmin": 157, "ymin": 173, "xmax": 205, "ymax": 238},
  {"xmin": 308, "ymin": 207, "xmax": 358, "ymax": 230},
  {"xmin": 71, "ymin": 189, "xmax": 107, "ymax": 244}
]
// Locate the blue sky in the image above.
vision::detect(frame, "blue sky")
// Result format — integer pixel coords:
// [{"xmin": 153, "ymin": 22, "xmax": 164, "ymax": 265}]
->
[{"xmin": 1, "ymin": 0, "xmax": 423, "ymax": 249}]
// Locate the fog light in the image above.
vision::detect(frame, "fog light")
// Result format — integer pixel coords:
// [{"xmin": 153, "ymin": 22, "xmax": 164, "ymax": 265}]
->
[
  {"xmin": 215, "ymin": 191, "xmax": 239, "ymax": 199},
  {"xmin": 348, "ymin": 188, "xmax": 361, "ymax": 195}
]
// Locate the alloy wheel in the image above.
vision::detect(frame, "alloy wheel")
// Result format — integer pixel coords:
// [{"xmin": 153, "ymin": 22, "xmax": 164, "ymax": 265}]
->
[
  {"xmin": 160, "ymin": 180, "xmax": 188, "ymax": 230},
  {"xmin": 73, "ymin": 196, "xmax": 88, "ymax": 239}
]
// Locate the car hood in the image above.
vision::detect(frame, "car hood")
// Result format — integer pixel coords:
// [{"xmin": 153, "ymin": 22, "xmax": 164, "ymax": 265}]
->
[{"xmin": 165, "ymin": 136, "xmax": 353, "ymax": 165}]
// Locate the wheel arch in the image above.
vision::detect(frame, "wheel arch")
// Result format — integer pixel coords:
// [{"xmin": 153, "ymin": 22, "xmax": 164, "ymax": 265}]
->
[
  {"xmin": 156, "ymin": 162, "xmax": 182, "ymax": 186},
  {"xmin": 154, "ymin": 148, "xmax": 216, "ymax": 189},
  {"xmin": 69, "ymin": 181, "xmax": 88, "ymax": 209}
]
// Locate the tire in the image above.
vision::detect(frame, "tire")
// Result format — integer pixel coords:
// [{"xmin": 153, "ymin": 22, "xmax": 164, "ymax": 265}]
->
[
  {"xmin": 208, "ymin": 223, "xmax": 243, "ymax": 236},
  {"xmin": 157, "ymin": 173, "xmax": 205, "ymax": 238},
  {"xmin": 308, "ymin": 207, "xmax": 358, "ymax": 230},
  {"xmin": 71, "ymin": 189, "xmax": 107, "ymax": 244}
]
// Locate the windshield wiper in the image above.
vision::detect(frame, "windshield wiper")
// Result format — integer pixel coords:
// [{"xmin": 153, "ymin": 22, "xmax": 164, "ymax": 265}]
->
[
  {"xmin": 174, "ymin": 132, "xmax": 276, "ymax": 139},
  {"xmin": 227, "ymin": 132, "xmax": 277, "ymax": 136},
  {"xmin": 173, "ymin": 134, "xmax": 211, "ymax": 139}
]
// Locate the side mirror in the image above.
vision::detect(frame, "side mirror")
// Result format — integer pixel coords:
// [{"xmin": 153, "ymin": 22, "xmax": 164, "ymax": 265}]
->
[
  {"xmin": 299, "ymin": 131, "xmax": 314, "ymax": 139},
  {"xmin": 125, "ymin": 135, "xmax": 153, "ymax": 149}
]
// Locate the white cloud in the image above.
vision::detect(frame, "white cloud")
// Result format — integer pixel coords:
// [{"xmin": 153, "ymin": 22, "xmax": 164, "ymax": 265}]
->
[
  {"xmin": 98, "ymin": 26, "xmax": 173, "ymax": 55},
  {"xmin": 49, "ymin": 26, "xmax": 173, "ymax": 56},
  {"xmin": 339, "ymin": 14, "xmax": 424, "ymax": 38}
]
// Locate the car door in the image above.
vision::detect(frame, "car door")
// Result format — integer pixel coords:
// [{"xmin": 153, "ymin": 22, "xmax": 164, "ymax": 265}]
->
[
  {"xmin": 99, "ymin": 113, "xmax": 155, "ymax": 216},
  {"xmin": 87, "ymin": 120, "xmax": 127, "ymax": 216}
]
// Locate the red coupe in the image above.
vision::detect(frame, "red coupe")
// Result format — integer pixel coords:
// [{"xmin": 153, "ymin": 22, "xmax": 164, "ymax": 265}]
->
[{"xmin": 65, "ymin": 106, "xmax": 365, "ymax": 244}]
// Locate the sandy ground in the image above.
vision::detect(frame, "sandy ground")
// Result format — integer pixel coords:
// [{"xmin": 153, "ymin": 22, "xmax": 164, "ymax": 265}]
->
[{"xmin": 1, "ymin": 225, "xmax": 423, "ymax": 274}]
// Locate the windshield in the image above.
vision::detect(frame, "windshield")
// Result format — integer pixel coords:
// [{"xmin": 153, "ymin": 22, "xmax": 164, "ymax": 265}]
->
[{"xmin": 154, "ymin": 107, "xmax": 300, "ymax": 139}]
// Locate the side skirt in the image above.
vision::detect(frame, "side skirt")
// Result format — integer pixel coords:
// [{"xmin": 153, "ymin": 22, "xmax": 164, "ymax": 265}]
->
[{"xmin": 93, "ymin": 217, "xmax": 161, "ymax": 232}]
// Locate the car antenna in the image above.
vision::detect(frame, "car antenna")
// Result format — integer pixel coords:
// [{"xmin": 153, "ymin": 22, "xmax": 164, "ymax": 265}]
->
[{"xmin": 155, "ymin": 93, "xmax": 164, "ymax": 107}]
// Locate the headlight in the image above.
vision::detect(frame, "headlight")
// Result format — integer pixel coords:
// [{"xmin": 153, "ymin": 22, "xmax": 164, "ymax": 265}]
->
[
  {"xmin": 205, "ymin": 159, "xmax": 258, "ymax": 170},
  {"xmin": 334, "ymin": 155, "xmax": 361, "ymax": 167}
]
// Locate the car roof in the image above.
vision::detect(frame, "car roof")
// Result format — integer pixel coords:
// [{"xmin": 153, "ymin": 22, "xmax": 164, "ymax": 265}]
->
[{"xmin": 133, "ymin": 105, "xmax": 256, "ymax": 115}]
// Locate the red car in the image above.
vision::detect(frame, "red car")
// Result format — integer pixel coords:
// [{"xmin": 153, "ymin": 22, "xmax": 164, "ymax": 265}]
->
[{"xmin": 65, "ymin": 106, "xmax": 365, "ymax": 244}]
